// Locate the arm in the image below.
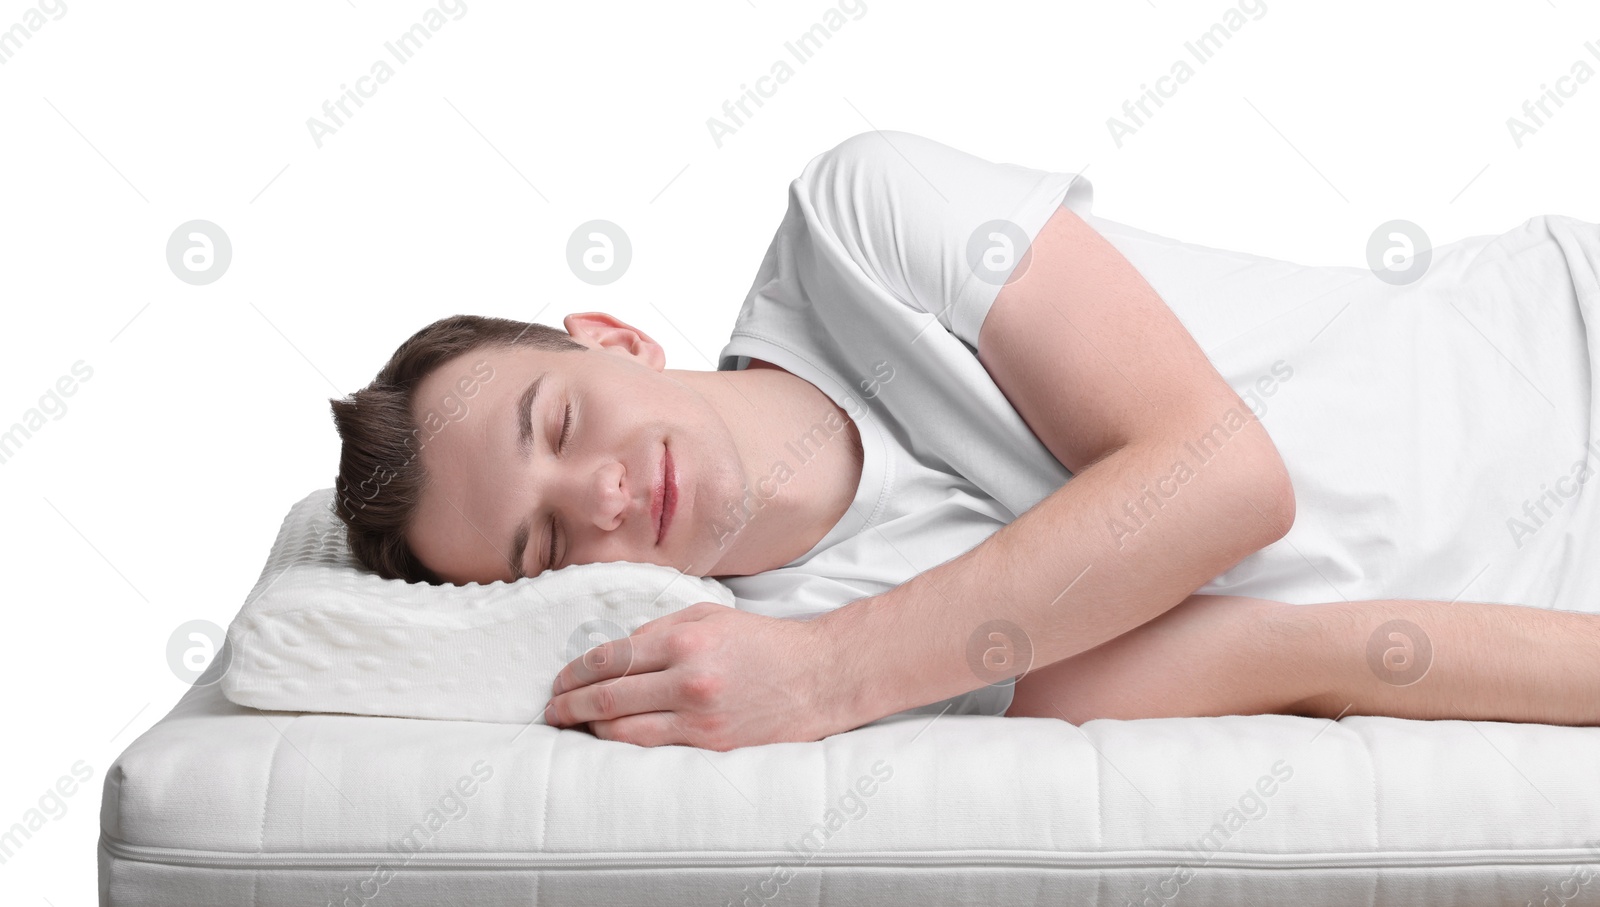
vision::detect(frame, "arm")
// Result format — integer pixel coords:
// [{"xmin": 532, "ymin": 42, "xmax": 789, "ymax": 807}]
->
[
  {"xmin": 1005, "ymin": 593, "xmax": 1326, "ymax": 722},
  {"xmin": 812, "ymin": 205, "xmax": 1297, "ymax": 727},
  {"xmin": 1007, "ymin": 593, "xmax": 1600, "ymax": 726},
  {"xmin": 1294, "ymin": 597, "xmax": 1600, "ymax": 726}
]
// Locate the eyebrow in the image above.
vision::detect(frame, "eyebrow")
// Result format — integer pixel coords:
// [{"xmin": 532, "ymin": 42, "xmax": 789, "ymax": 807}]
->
[{"xmin": 508, "ymin": 371, "xmax": 550, "ymax": 581}]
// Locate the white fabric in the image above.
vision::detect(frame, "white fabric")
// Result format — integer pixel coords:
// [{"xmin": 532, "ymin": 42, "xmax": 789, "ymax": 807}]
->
[
  {"xmin": 105, "ymin": 131, "xmax": 1600, "ymax": 904},
  {"xmin": 219, "ymin": 488, "xmax": 737, "ymax": 724},
  {"xmin": 717, "ymin": 130, "xmax": 1095, "ymax": 719},
  {"xmin": 1107, "ymin": 211, "xmax": 1600, "ymax": 612},
  {"xmin": 720, "ymin": 127, "xmax": 1600, "ymax": 644},
  {"xmin": 103, "ymin": 680, "xmax": 1600, "ymax": 906}
]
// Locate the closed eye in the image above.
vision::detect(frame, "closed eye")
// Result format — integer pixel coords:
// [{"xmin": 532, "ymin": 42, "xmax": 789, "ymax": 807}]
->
[
  {"xmin": 546, "ymin": 514, "xmax": 558, "ymax": 573},
  {"xmin": 548, "ymin": 401, "xmax": 574, "ymax": 572}
]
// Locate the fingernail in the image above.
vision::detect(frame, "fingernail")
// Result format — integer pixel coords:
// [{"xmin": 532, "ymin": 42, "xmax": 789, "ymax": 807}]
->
[{"xmin": 544, "ymin": 702, "xmax": 558, "ymax": 725}]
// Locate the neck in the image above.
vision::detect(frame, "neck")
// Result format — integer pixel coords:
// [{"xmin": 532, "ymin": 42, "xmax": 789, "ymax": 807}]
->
[{"xmin": 671, "ymin": 364, "xmax": 860, "ymax": 577}]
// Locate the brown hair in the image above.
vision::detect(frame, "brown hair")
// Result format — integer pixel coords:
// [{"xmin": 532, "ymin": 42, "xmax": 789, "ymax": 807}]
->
[{"xmin": 328, "ymin": 315, "xmax": 588, "ymax": 583}]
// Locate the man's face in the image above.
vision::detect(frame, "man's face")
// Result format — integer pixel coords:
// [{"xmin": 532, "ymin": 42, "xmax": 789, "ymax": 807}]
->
[{"xmin": 407, "ymin": 314, "xmax": 744, "ymax": 585}]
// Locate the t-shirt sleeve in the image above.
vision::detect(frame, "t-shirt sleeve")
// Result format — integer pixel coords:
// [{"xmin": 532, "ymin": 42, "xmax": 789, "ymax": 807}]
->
[{"xmin": 794, "ymin": 130, "xmax": 1094, "ymax": 350}]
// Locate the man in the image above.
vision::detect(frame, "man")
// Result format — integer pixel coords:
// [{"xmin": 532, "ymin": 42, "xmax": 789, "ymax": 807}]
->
[{"xmin": 330, "ymin": 131, "xmax": 1600, "ymax": 751}]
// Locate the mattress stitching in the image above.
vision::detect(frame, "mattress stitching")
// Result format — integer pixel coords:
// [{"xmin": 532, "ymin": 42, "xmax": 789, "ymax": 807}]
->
[
  {"xmin": 1359, "ymin": 720, "xmax": 1381, "ymax": 907},
  {"xmin": 100, "ymin": 835, "xmax": 1600, "ymax": 869},
  {"xmin": 815, "ymin": 721, "xmax": 829, "ymax": 907},
  {"xmin": 1089, "ymin": 722, "xmax": 1105, "ymax": 907},
  {"xmin": 252, "ymin": 713, "xmax": 291, "ymax": 907},
  {"xmin": 537, "ymin": 728, "xmax": 552, "ymax": 904}
]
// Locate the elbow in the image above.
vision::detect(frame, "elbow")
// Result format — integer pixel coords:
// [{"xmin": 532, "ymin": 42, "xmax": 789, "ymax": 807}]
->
[
  {"xmin": 1267, "ymin": 463, "xmax": 1292, "ymax": 543},
  {"xmin": 1228, "ymin": 440, "xmax": 1295, "ymax": 546},
  {"xmin": 1260, "ymin": 463, "xmax": 1299, "ymax": 543},
  {"xmin": 1168, "ymin": 400, "xmax": 1296, "ymax": 546}
]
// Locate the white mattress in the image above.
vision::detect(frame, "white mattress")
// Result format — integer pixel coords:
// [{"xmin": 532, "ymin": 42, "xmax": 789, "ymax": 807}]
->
[
  {"xmin": 102, "ymin": 211, "xmax": 1600, "ymax": 904},
  {"xmin": 100, "ymin": 677, "xmax": 1600, "ymax": 905}
]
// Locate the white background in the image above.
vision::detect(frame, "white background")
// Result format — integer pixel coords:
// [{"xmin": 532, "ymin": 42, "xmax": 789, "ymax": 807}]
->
[{"xmin": 1, "ymin": 0, "xmax": 1596, "ymax": 900}]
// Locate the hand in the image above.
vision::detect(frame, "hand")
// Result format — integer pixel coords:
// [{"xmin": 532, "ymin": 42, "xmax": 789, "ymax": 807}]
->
[{"xmin": 544, "ymin": 601, "xmax": 861, "ymax": 751}]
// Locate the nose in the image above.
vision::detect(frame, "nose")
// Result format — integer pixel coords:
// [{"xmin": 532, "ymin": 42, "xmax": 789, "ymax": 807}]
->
[
  {"xmin": 578, "ymin": 459, "xmax": 629, "ymax": 533},
  {"xmin": 552, "ymin": 459, "xmax": 644, "ymax": 564},
  {"xmin": 548, "ymin": 450, "xmax": 656, "ymax": 568}
]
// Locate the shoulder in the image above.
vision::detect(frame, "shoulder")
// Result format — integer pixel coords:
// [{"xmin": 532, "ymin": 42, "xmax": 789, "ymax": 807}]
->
[
  {"xmin": 795, "ymin": 130, "xmax": 957, "ymax": 200},
  {"xmin": 805, "ymin": 129, "xmax": 916, "ymax": 170},
  {"xmin": 790, "ymin": 130, "xmax": 960, "ymax": 243}
]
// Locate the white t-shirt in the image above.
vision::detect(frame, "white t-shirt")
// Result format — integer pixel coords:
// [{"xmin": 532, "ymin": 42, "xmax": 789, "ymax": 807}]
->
[{"xmin": 714, "ymin": 130, "xmax": 1094, "ymax": 722}]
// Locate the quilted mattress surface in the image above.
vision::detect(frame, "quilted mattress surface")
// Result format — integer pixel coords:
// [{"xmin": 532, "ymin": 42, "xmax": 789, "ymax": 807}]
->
[
  {"xmin": 102, "ymin": 205, "xmax": 1600, "ymax": 903},
  {"xmin": 101, "ymin": 676, "xmax": 1600, "ymax": 905}
]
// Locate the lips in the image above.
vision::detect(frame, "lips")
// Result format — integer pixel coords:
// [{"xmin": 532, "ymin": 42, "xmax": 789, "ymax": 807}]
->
[
  {"xmin": 651, "ymin": 449, "xmax": 664, "ymax": 544},
  {"xmin": 654, "ymin": 443, "xmax": 677, "ymax": 546}
]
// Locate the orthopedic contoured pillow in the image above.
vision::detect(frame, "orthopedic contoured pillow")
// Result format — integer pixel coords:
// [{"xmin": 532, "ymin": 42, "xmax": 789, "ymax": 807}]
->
[{"xmin": 219, "ymin": 488, "xmax": 738, "ymax": 724}]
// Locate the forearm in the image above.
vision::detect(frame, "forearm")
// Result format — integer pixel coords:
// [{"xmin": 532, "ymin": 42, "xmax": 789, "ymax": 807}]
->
[
  {"xmin": 1005, "ymin": 594, "xmax": 1327, "ymax": 722},
  {"xmin": 1298, "ymin": 598, "xmax": 1600, "ymax": 726},
  {"xmin": 813, "ymin": 423, "xmax": 1294, "ymax": 725}
]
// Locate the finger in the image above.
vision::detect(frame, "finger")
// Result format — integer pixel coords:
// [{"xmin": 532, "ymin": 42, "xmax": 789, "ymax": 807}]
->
[
  {"xmin": 588, "ymin": 711, "xmax": 683, "ymax": 748},
  {"xmin": 591, "ymin": 709, "xmax": 726, "ymax": 750},
  {"xmin": 553, "ymin": 602, "xmax": 719, "ymax": 696},
  {"xmin": 552, "ymin": 625, "xmax": 670, "ymax": 696},
  {"xmin": 549, "ymin": 669, "xmax": 681, "ymax": 728},
  {"xmin": 628, "ymin": 600, "xmax": 732, "ymax": 638}
]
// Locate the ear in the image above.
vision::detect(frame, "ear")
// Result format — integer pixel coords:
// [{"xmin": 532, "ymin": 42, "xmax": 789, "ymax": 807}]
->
[{"xmin": 562, "ymin": 312, "xmax": 666, "ymax": 371}]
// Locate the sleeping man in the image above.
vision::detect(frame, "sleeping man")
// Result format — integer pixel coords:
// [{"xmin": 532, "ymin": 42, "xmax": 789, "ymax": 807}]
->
[{"xmin": 329, "ymin": 130, "xmax": 1600, "ymax": 751}]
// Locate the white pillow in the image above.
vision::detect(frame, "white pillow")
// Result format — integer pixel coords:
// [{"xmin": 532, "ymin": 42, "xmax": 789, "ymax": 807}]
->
[{"xmin": 219, "ymin": 488, "xmax": 738, "ymax": 724}]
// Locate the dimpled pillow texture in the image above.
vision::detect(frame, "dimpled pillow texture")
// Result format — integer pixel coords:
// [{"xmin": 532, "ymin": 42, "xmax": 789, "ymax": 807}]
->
[{"xmin": 219, "ymin": 488, "xmax": 739, "ymax": 724}]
